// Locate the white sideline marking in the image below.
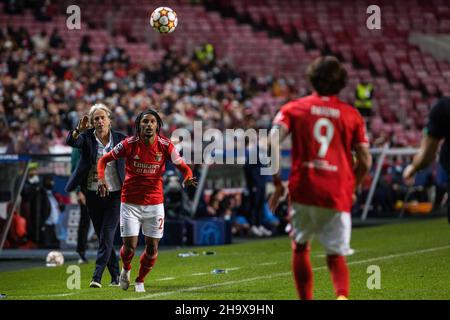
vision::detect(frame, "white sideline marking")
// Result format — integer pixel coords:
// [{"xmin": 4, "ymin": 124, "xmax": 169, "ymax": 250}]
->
[
  {"xmin": 259, "ymin": 262, "xmax": 277, "ymax": 266},
  {"xmin": 226, "ymin": 267, "xmax": 241, "ymax": 271},
  {"xmin": 128, "ymin": 244, "xmax": 450, "ymax": 300},
  {"xmin": 13, "ymin": 292, "xmax": 77, "ymax": 298},
  {"xmin": 191, "ymin": 272, "xmax": 209, "ymax": 276},
  {"xmin": 156, "ymin": 277, "xmax": 175, "ymax": 281}
]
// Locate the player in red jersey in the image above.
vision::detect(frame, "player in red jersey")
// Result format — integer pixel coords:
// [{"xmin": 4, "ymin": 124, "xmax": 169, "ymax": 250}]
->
[
  {"xmin": 269, "ymin": 56, "xmax": 372, "ymax": 300},
  {"xmin": 97, "ymin": 109, "xmax": 197, "ymax": 292}
]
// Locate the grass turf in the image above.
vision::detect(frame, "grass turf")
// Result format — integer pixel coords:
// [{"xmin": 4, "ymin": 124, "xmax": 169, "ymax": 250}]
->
[{"xmin": 1, "ymin": 217, "xmax": 450, "ymax": 300}]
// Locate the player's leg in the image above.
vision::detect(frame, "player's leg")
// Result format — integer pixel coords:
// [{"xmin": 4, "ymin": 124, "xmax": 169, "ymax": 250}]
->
[
  {"xmin": 135, "ymin": 203, "xmax": 165, "ymax": 292},
  {"xmin": 119, "ymin": 202, "xmax": 141, "ymax": 290},
  {"xmin": 120, "ymin": 236, "xmax": 138, "ymax": 290},
  {"xmin": 317, "ymin": 211, "xmax": 352, "ymax": 299},
  {"xmin": 135, "ymin": 236, "xmax": 160, "ymax": 292},
  {"xmin": 290, "ymin": 203, "xmax": 315, "ymax": 300}
]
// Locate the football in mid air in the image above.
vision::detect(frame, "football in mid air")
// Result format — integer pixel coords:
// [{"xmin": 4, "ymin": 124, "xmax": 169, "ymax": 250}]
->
[{"xmin": 150, "ymin": 7, "xmax": 178, "ymax": 34}]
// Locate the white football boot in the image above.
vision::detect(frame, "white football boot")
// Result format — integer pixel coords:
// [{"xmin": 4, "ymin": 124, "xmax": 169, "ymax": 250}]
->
[
  {"xmin": 135, "ymin": 282, "xmax": 146, "ymax": 293},
  {"xmin": 119, "ymin": 268, "xmax": 131, "ymax": 291}
]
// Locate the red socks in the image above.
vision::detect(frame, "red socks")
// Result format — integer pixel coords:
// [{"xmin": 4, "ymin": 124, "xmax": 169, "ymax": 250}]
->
[
  {"xmin": 120, "ymin": 245, "xmax": 134, "ymax": 271},
  {"xmin": 292, "ymin": 241, "xmax": 313, "ymax": 300},
  {"xmin": 135, "ymin": 251, "xmax": 158, "ymax": 283},
  {"xmin": 326, "ymin": 255, "xmax": 350, "ymax": 298}
]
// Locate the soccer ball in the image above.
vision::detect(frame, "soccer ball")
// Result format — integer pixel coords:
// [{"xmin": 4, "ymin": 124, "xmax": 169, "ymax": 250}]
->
[
  {"xmin": 150, "ymin": 7, "xmax": 178, "ymax": 34},
  {"xmin": 46, "ymin": 251, "xmax": 64, "ymax": 267}
]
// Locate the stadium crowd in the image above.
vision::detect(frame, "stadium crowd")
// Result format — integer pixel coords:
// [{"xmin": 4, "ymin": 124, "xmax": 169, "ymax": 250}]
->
[
  {"xmin": 0, "ymin": 18, "xmax": 446, "ymax": 248},
  {"xmin": 0, "ymin": 24, "xmax": 291, "ymax": 247},
  {"xmin": 0, "ymin": 24, "xmax": 298, "ymax": 155}
]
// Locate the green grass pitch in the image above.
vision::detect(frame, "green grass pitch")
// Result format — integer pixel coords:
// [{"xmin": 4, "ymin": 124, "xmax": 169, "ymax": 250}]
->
[{"xmin": 1, "ymin": 217, "xmax": 450, "ymax": 300}]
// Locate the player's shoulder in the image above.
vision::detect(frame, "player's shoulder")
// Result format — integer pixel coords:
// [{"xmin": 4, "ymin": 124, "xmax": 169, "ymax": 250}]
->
[
  {"xmin": 125, "ymin": 136, "xmax": 140, "ymax": 144},
  {"xmin": 335, "ymin": 98, "xmax": 363, "ymax": 120},
  {"xmin": 157, "ymin": 135, "xmax": 172, "ymax": 146},
  {"xmin": 279, "ymin": 96, "xmax": 310, "ymax": 113}
]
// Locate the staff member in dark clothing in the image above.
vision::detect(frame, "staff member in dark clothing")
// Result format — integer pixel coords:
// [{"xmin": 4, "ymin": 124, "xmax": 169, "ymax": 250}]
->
[
  {"xmin": 243, "ymin": 139, "xmax": 272, "ymax": 237},
  {"xmin": 404, "ymin": 97, "xmax": 450, "ymax": 223},
  {"xmin": 65, "ymin": 103, "xmax": 126, "ymax": 288},
  {"xmin": 70, "ymin": 148, "xmax": 90, "ymax": 264}
]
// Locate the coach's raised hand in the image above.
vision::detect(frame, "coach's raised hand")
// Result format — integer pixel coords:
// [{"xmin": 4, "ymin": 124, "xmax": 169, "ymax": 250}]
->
[
  {"xmin": 97, "ymin": 177, "xmax": 109, "ymax": 197},
  {"xmin": 73, "ymin": 115, "xmax": 89, "ymax": 139},
  {"xmin": 78, "ymin": 115, "xmax": 89, "ymax": 131}
]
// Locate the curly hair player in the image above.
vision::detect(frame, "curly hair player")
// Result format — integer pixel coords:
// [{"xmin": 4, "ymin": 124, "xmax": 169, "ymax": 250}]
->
[
  {"xmin": 269, "ymin": 56, "xmax": 372, "ymax": 300},
  {"xmin": 97, "ymin": 109, "xmax": 197, "ymax": 293}
]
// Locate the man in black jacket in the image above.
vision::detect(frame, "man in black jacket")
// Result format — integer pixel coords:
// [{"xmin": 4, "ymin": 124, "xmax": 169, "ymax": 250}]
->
[
  {"xmin": 65, "ymin": 103, "xmax": 126, "ymax": 288},
  {"xmin": 404, "ymin": 97, "xmax": 450, "ymax": 223}
]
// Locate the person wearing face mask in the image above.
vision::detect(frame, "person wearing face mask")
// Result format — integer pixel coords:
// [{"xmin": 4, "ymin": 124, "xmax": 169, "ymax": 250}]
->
[
  {"xmin": 65, "ymin": 103, "xmax": 126, "ymax": 288},
  {"xmin": 40, "ymin": 174, "xmax": 61, "ymax": 249},
  {"xmin": 20, "ymin": 163, "xmax": 42, "ymax": 245}
]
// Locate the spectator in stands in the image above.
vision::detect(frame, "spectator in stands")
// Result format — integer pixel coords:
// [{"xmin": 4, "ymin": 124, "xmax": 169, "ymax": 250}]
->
[
  {"xmin": 355, "ymin": 79, "xmax": 374, "ymax": 117},
  {"xmin": 80, "ymin": 35, "xmax": 93, "ymax": 55},
  {"xmin": 194, "ymin": 43, "xmax": 215, "ymax": 69},
  {"xmin": 20, "ymin": 163, "xmax": 41, "ymax": 244},
  {"xmin": 204, "ymin": 189, "xmax": 224, "ymax": 217},
  {"xmin": 34, "ymin": 0, "xmax": 54, "ymax": 22},
  {"xmin": 221, "ymin": 193, "xmax": 251, "ymax": 236},
  {"xmin": 164, "ymin": 172, "xmax": 192, "ymax": 219},
  {"xmin": 31, "ymin": 30, "xmax": 49, "ymax": 51},
  {"xmin": 49, "ymin": 28, "xmax": 64, "ymax": 49},
  {"xmin": 4, "ymin": 0, "xmax": 24, "ymax": 15},
  {"xmin": 41, "ymin": 174, "xmax": 62, "ymax": 248}
]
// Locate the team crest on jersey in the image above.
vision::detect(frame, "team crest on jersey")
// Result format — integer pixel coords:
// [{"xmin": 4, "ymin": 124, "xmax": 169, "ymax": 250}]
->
[
  {"xmin": 155, "ymin": 152, "xmax": 163, "ymax": 162},
  {"xmin": 134, "ymin": 155, "xmax": 140, "ymax": 160}
]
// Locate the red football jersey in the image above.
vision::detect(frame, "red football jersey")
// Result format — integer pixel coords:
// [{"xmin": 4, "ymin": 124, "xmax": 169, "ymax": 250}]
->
[
  {"xmin": 111, "ymin": 135, "xmax": 182, "ymax": 205},
  {"xmin": 273, "ymin": 93, "xmax": 369, "ymax": 212}
]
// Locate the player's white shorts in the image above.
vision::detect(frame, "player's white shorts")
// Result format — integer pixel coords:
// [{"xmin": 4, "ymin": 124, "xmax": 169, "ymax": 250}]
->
[
  {"xmin": 290, "ymin": 203, "xmax": 354, "ymax": 256},
  {"xmin": 120, "ymin": 202, "xmax": 165, "ymax": 238}
]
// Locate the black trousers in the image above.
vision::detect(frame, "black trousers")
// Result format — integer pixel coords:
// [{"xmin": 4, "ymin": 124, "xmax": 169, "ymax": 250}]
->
[
  {"xmin": 76, "ymin": 196, "xmax": 90, "ymax": 256},
  {"xmin": 249, "ymin": 186, "xmax": 266, "ymax": 226},
  {"xmin": 86, "ymin": 190, "xmax": 121, "ymax": 283},
  {"xmin": 447, "ymin": 183, "xmax": 450, "ymax": 225}
]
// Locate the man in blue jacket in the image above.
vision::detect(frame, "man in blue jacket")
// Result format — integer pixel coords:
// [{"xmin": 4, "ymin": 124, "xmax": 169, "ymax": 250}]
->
[{"xmin": 65, "ymin": 103, "xmax": 126, "ymax": 288}]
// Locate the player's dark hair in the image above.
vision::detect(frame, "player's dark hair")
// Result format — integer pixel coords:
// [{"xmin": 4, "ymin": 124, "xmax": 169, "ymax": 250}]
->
[
  {"xmin": 134, "ymin": 109, "xmax": 163, "ymax": 137},
  {"xmin": 306, "ymin": 56, "xmax": 348, "ymax": 96}
]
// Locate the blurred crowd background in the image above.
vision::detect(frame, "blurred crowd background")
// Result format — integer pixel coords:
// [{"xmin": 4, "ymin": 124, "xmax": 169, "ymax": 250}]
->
[{"xmin": 1, "ymin": 0, "xmax": 449, "ymax": 249}]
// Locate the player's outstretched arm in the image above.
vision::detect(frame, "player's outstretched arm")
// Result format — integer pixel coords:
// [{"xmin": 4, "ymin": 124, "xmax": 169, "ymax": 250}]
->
[
  {"xmin": 354, "ymin": 144, "xmax": 372, "ymax": 188},
  {"xmin": 170, "ymin": 148, "xmax": 197, "ymax": 188},
  {"xmin": 96, "ymin": 151, "xmax": 115, "ymax": 197},
  {"xmin": 403, "ymin": 135, "xmax": 440, "ymax": 181},
  {"xmin": 268, "ymin": 124, "xmax": 289, "ymax": 212}
]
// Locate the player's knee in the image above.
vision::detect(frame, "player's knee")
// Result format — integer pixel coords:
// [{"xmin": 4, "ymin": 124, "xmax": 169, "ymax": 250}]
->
[
  {"xmin": 123, "ymin": 245, "xmax": 135, "ymax": 256},
  {"xmin": 145, "ymin": 243, "xmax": 158, "ymax": 258},
  {"xmin": 292, "ymin": 241, "xmax": 310, "ymax": 253}
]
